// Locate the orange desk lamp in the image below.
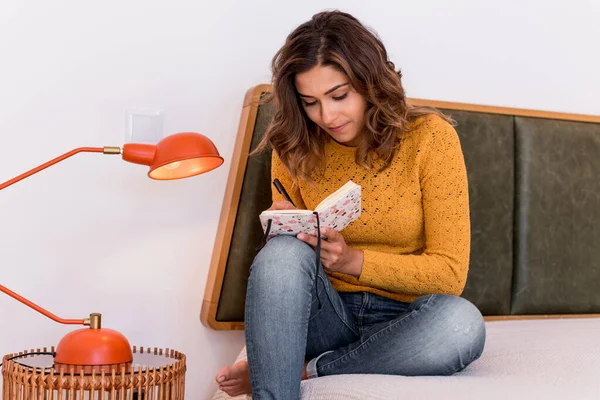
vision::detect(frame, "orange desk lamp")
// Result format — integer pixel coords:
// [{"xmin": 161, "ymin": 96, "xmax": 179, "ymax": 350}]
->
[{"xmin": 0, "ymin": 132, "xmax": 223, "ymax": 369}]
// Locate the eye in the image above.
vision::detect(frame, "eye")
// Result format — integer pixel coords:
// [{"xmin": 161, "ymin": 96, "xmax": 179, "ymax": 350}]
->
[
  {"xmin": 333, "ymin": 93, "xmax": 348, "ymax": 101},
  {"xmin": 303, "ymin": 100, "xmax": 318, "ymax": 107}
]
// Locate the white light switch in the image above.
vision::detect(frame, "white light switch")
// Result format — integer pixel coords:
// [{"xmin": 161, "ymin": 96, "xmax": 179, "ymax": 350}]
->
[{"xmin": 127, "ymin": 110, "xmax": 164, "ymax": 144}]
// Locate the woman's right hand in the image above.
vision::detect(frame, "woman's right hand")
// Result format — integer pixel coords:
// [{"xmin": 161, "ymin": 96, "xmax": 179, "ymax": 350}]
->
[{"xmin": 267, "ymin": 200, "xmax": 297, "ymax": 211}]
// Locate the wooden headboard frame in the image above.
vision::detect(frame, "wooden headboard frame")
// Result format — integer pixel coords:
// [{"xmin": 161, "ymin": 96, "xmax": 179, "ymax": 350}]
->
[{"xmin": 201, "ymin": 84, "xmax": 600, "ymax": 330}]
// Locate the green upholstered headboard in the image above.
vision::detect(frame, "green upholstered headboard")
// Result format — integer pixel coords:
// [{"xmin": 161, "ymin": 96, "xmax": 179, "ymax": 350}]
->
[{"xmin": 201, "ymin": 84, "xmax": 600, "ymax": 330}]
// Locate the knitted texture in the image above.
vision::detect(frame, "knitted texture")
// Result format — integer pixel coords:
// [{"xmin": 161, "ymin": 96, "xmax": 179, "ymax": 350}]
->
[{"xmin": 271, "ymin": 115, "xmax": 470, "ymax": 303}]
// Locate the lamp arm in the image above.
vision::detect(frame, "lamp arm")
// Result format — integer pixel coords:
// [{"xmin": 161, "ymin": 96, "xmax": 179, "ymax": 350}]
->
[
  {"xmin": 0, "ymin": 146, "xmax": 124, "ymax": 325},
  {"xmin": 0, "ymin": 283, "xmax": 89, "ymax": 326},
  {"xmin": 0, "ymin": 147, "xmax": 121, "ymax": 191}
]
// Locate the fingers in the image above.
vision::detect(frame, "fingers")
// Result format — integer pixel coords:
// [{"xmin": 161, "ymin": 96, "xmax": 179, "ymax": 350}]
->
[
  {"xmin": 297, "ymin": 232, "xmax": 319, "ymax": 247},
  {"xmin": 297, "ymin": 232, "xmax": 330, "ymax": 268},
  {"xmin": 267, "ymin": 200, "xmax": 297, "ymax": 211},
  {"xmin": 297, "ymin": 227, "xmax": 338, "ymax": 244},
  {"xmin": 297, "ymin": 230, "xmax": 336, "ymax": 258},
  {"xmin": 319, "ymin": 227, "xmax": 341, "ymax": 241},
  {"xmin": 297, "ymin": 229, "xmax": 330, "ymax": 247}
]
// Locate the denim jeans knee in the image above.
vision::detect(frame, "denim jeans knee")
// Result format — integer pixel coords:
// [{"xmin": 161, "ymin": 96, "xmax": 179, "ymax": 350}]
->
[
  {"xmin": 427, "ymin": 294, "xmax": 486, "ymax": 373},
  {"xmin": 250, "ymin": 235, "xmax": 317, "ymax": 290},
  {"xmin": 312, "ymin": 293, "xmax": 486, "ymax": 377}
]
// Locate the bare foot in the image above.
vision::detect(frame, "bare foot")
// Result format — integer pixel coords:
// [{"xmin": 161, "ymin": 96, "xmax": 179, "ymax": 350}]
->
[
  {"xmin": 215, "ymin": 361, "xmax": 310, "ymax": 396},
  {"xmin": 215, "ymin": 361, "xmax": 252, "ymax": 397}
]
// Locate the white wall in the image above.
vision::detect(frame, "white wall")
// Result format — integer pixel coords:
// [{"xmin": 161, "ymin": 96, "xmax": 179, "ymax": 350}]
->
[{"xmin": 0, "ymin": 0, "xmax": 598, "ymax": 398}]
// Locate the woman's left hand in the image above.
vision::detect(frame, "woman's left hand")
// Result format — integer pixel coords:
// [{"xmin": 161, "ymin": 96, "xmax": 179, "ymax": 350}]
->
[{"xmin": 297, "ymin": 227, "xmax": 364, "ymax": 277}]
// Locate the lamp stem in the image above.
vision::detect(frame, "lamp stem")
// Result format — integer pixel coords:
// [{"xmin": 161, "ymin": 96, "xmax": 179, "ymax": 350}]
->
[
  {"xmin": 0, "ymin": 146, "xmax": 125, "ymax": 327},
  {"xmin": 0, "ymin": 284, "xmax": 86, "ymax": 325},
  {"xmin": 0, "ymin": 147, "xmax": 121, "ymax": 191}
]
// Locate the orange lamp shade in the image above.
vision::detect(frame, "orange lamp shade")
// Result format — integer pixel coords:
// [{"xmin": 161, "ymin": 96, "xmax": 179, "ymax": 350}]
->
[
  {"xmin": 122, "ymin": 132, "xmax": 224, "ymax": 180},
  {"xmin": 54, "ymin": 327, "xmax": 133, "ymax": 366}
]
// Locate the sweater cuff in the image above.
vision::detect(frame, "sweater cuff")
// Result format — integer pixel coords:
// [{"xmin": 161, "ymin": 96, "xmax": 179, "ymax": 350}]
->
[{"xmin": 358, "ymin": 249, "xmax": 383, "ymax": 286}]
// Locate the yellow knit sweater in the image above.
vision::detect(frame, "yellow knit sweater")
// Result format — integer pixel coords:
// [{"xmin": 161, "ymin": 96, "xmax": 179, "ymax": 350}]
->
[{"xmin": 271, "ymin": 115, "xmax": 470, "ymax": 303}]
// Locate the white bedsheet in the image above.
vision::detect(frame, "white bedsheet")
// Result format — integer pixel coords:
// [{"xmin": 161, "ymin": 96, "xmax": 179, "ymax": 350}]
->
[{"xmin": 212, "ymin": 318, "xmax": 600, "ymax": 399}]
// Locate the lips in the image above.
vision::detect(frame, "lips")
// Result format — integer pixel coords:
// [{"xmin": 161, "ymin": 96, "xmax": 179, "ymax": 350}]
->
[{"xmin": 328, "ymin": 122, "xmax": 348, "ymax": 133}]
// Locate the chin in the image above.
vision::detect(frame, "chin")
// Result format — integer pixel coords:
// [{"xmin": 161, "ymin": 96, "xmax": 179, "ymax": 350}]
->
[
  {"xmin": 339, "ymin": 133, "xmax": 361, "ymax": 146},
  {"xmin": 335, "ymin": 137, "xmax": 360, "ymax": 147},
  {"xmin": 324, "ymin": 125, "xmax": 361, "ymax": 146}
]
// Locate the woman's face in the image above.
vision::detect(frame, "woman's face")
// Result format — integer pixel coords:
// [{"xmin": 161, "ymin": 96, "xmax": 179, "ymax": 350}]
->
[{"xmin": 295, "ymin": 65, "xmax": 367, "ymax": 147}]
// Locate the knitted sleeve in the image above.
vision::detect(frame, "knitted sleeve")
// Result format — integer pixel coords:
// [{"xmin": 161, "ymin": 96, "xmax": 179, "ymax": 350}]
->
[
  {"xmin": 358, "ymin": 119, "xmax": 471, "ymax": 296},
  {"xmin": 270, "ymin": 151, "xmax": 307, "ymax": 209}
]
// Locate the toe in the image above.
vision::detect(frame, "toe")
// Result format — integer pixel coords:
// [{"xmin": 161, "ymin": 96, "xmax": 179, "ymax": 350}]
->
[{"xmin": 215, "ymin": 366, "xmax": 231, "ymax": 383}]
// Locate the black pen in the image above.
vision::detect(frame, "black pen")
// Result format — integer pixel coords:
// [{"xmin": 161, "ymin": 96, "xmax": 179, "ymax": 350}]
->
[{"xmin": 273, "ymin": 178, "xmax": 296, "ymax": 207}]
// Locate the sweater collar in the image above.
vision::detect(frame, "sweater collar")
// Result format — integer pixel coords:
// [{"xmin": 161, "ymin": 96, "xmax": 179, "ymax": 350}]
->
[{"xmin": 326, "ymin": 137, "xmax": 357, "ymax": 154}]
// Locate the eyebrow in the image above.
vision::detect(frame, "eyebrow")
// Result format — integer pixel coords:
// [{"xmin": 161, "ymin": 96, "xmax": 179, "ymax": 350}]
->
[{"xmin": 297, "ymin": 83, "xmax": 349, "ymax": 98}]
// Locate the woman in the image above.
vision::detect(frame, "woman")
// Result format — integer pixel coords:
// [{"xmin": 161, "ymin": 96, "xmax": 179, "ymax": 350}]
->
[{"xmin": 216, "ymin": 10, "xmax": 485, "ymax": 399}]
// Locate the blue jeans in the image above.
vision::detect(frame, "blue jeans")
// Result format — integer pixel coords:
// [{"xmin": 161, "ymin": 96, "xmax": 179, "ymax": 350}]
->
[{"xmin": 245, "ymin": 236, "xmax": 486, "ymax": 400}]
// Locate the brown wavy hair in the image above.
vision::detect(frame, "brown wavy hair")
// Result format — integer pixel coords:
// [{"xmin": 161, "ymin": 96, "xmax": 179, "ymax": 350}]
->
[{"xmin": 254, "ymin": 10, "xmax": 451, "ymax": 182}]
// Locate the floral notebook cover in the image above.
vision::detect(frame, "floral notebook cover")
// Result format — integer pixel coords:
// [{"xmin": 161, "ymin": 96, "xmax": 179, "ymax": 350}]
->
[{"xmin": 259, "ymin": 181, "xmax": 361, "ymax": 239}]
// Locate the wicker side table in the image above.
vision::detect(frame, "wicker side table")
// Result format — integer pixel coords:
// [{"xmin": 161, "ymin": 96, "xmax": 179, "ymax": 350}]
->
[{"xmin": 1, "ymin": 346, "xmax": 186, "ymax": 400}]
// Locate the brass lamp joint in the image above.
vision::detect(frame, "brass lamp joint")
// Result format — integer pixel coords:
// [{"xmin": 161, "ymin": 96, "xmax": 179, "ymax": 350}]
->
[
  {"xmin": 103, "ymin": 147, "xmax": 122, "ymax": 155},
  {"xmin": 88, "ymin": 313, "xmax": 102, "ymax": 329}
]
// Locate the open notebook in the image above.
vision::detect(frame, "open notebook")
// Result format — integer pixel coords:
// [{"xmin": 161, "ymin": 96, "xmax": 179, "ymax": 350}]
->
[{"xmin": 259, "ymin": 180, "xmax": 361, "ymax": 239}]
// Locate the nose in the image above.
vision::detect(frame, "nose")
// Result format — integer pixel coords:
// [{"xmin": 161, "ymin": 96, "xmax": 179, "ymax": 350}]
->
[{"xmin": 320, "ymin": 103, "xmax": 337, "ymax": 126}]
